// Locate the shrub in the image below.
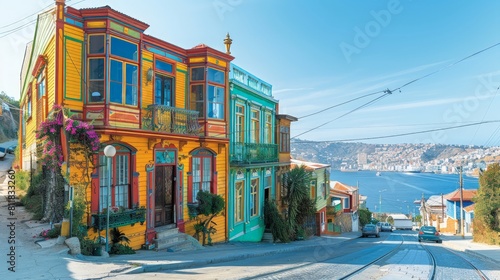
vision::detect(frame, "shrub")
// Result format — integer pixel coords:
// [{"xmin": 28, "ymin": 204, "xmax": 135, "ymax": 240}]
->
[
  {"xmin": 80, "ymin": 238, "xmax": 99, "ymax": 256},
  {"xmin": 39, "ymin": 227, "xmax": 60, "ymax": 239},
  {"xmin": 264, "ymin": 200, "xmax": 291, "ymax": 243},
  {"xmin": 110, "ymin": 243, "xmax": 135, "ymax": 255}
]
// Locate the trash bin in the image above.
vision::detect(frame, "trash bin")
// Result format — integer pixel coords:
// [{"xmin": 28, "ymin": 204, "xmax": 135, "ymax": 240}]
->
[{"xmin": 61, "ymin": 218, "xmax": 70, "ymax": 237}]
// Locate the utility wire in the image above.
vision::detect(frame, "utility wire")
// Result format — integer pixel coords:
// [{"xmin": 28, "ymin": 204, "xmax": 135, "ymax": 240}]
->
[
  {"xmin": 298, "ymin": 90, "xmax": 385, "ymax": 119},
  {"xmin": 394, "ymin": 42, "xmax": 500, "ymax": 92},
  {"xmin": 469, "ymin": 85, "xmax": 500, "ymax": 145},
  {"xmin": 292, "ymin": 91, "xmax": 392, "ymax": 139},
  {"xmin": 0, "ymin": 0, "xmax": 88, "ymax": 39},
  {"xmin": 292, "ymin": 120, "xmax": 500, "ymax": 143},
  {"xmin": 0, "ymin": 2, "xmax": 53, "ymax": 29}
]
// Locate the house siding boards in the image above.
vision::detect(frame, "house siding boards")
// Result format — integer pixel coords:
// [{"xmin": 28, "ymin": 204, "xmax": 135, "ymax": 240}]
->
[
  {"xmin": 291, "ymin": 159, "xmax": 331, "ymax": 236},
  {"xmin": 228, "ymin": 64, "xmax": 278, "ymax": 242},
  {"xmin": 20, "ymin": 2, "xmax": 233, "ymax": 249}
]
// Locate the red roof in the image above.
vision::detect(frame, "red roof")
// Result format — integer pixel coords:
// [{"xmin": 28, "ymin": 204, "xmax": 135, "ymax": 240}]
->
[
  {"xmin": 291, "ymin": 159, "xmax": 330, "ymax": 171},
  {"xmin": 330, "ymin": 181, "xmax": 357, "ymax": 192},
  {"xmin": 444, "ymin": 189, "xmax": 476, "ymax": 201}
]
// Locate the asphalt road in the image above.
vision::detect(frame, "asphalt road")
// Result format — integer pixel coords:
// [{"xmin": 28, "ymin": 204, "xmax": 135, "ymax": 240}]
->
[
  {"xmin": 103, "ymin": 231, "xmax": 500, "ymax": 280},
  {"xmin": 0, "ymin": 140, "xmax": 17, "ymax": 181}
]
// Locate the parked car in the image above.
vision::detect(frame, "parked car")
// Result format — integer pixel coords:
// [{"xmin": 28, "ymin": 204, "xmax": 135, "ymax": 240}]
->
[
  {"xmin": 0, "ymin": 147, "xmax": 5, "ymax": 160},
  {"xmin": 418, "ymin": 226, "xmax": 442, "ymax": 243},
  {"xmin": 380, "ymin": 222, "xmax": 393, "ymax": 232},
  {"xmin": 375, "ymin": 222, "xmax": 382, "ymax": 232},
  {"xmin": 362, "ymin": 224, "xmax": 380, "ymax": 238}
]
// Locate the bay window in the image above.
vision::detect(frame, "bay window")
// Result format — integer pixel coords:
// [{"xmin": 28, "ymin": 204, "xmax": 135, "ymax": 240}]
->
[
  {"xmin": 110, "ymin": 60, "xmax": 138, "ymax": 106},
  {"xmin": 88, "ymin": 34, "xmax": 105, "ymax": 103},
  {"xmin": 189, "ymin": 66, "xmax": 226, "ymax": 119},
  {"xmin": 88, "ymin": 58, "xmax": 104, "ymax": 102},
  {"xmin": 109, "ymin": 36, "xmax": 138, "ymax": 106}
]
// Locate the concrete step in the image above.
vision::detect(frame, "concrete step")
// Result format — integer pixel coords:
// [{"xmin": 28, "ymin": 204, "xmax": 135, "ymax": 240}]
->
[
  {"xmin": 155, "ymin": 232, "xmax": 204, "ymax": 252},
  {"xmin": 155, "ymin": 225, "xmax": 179, "ymax": 240},
  {"xmin": 261, "ymin": 231, "xmax": 274, "ymax": 243},
  {"xmin": 154, "ymin": 233, "xmax": 185, "ymax": 248}
]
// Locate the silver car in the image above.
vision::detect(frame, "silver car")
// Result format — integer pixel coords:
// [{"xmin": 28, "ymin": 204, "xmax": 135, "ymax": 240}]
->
[{"xmin": 362, "ymin": 224, "xmax": 380, "ymax": 238}]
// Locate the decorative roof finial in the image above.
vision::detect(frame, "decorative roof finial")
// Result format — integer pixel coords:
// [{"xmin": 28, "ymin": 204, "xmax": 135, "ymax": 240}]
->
[{"xmin": 224, "ymin": 33, "xmax": 232, "ymax": 55}]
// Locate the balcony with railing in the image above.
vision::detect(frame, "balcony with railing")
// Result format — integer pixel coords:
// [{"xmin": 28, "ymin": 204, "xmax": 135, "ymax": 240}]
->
[
  {"xmin": 230, "ymin": 142, "xmax": 278, "ymax": 164},
  {"xmin": 142, "ymin": 104, "xmax": 201, "ymax": 136}
]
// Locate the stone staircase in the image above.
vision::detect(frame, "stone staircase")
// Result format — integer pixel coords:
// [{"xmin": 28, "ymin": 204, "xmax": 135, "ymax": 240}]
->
[{"xmin": 154, "ymin": 225, "xmax": 204, "ymax": 252}]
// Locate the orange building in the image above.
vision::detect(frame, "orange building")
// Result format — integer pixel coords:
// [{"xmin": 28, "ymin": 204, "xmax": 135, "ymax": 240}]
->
[{"xmin": 19, "ymin": 1, "xmax": 234, "ymax": 249}]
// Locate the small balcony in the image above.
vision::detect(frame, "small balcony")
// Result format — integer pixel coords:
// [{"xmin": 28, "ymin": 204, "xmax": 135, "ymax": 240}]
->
[
  {"xmin": 142, "ymin": 104, "xmax": 201, "ymax": 136},
  {"xmin": 230, "ymin": 142, "xmax": 278, "ymax": 164},
  {"xmin": 91, "ymin": 208, "xmax": 146, "ymax": 231}
]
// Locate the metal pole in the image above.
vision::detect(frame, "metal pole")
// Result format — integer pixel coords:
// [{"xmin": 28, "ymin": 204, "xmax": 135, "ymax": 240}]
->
[
  {"xmin": 106, "ymin": 156, "xmax": 111, "ymax": 252},
  {"xmin": 459, "ymin": 166, "xmax": 464, "ymax": 238},
  {"xmin": 379, "ymin": 193, "xmax": 382, "ymax": 216}
]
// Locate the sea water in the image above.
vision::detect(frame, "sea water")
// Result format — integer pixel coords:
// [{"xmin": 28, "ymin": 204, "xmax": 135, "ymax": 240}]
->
[{"xmin": 330, "ymin": 170, "xmax": 479, "ymax": 215}]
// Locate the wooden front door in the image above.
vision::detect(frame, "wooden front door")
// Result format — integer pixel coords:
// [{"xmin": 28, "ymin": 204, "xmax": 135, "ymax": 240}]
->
[{"xmin": 155, "ymin": 165, "xmax": 175, "ymax": 227}]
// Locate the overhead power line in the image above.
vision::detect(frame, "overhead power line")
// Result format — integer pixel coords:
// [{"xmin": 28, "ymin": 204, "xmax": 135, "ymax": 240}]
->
[
  {"xmin": 298, "ymin": 90, "xmax": 385, "ymax": 119},
  {"xmin": 0, "ymin": 0, "xmax": 88, "ymax": 39},
  {"xmin": 0, "ymin": 2, "xmax": 52, "ymax": 30},
  {"xmin": 292, "ymin": 90, "xmax": 392, "ymax": 139}
]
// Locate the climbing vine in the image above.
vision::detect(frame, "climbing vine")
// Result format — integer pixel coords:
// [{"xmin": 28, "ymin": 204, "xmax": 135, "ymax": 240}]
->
[{"xmin": 33, "ymin": 104, "xmax": 100, "ymax": 223}]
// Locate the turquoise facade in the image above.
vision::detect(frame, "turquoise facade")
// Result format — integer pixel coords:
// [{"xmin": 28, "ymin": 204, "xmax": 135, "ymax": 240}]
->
[{"xmin": 228, "ymin": 64, "xmax": 279, "ymax": 241}]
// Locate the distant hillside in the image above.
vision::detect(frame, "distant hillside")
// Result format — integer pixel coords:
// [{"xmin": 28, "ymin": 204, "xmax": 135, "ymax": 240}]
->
[
  {"xmin": 291, "ymin": 139, "xmax": 488, "ymax": 170},
  {"xmin": 0, "ymin": 93, "xmax": 19, "ymax": 143},
  {"xmin": 0, "ymin": 104, "xmax": 18, "ymax": 142}
]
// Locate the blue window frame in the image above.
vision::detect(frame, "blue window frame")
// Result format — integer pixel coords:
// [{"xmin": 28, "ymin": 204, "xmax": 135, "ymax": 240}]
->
[
  {"xmin": 111, "ymin": 37, "xmax": 137, "ymax": 61},
  {"xmin": 155, "ymin": 60, "xmax": 173, "ymax": 73},
  {"xmin": 207, "ymin": 85, "xmax": 224, "ymax": 119}
]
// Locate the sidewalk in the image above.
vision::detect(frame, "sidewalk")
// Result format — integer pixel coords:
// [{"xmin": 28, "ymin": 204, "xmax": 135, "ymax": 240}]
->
[{"xmin": 439, "ymin": 233, "xmax": 500, "ymax": 263}]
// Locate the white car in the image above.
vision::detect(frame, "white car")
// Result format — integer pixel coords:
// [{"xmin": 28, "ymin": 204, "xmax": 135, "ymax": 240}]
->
[
  {"xmin": 0, "ymin": 147, "xmax": 6, "ymax": 160},
  {"xmin": 380, "ymin": 222, "xmax": 393, "ymax": 232}
]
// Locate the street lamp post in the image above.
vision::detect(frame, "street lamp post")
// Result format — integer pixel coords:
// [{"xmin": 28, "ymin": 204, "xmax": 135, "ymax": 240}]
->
[
  {"xmin": 379, "ymin": 189, "xmax": 387, "ymax": 216},
  {"xmin": 104, "ymin": 145, "xmax": 116, "ymax": 252}
]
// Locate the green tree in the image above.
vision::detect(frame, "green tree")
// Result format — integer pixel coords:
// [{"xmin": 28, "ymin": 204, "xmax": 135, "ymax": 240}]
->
[
  {"xmin": 358, "ymin": 208, "xmax": 372, "ymax": 226},
  {"xmin": 282, "ymin": 165, "xmax": 316, "ymax": 239},
  {"xmin": 189, "ymin": 191, "xmax": 225, "ymax": 246},
  {"xmin": 474, "ymin": 163, "xmax": 500, "ymax": 245}
]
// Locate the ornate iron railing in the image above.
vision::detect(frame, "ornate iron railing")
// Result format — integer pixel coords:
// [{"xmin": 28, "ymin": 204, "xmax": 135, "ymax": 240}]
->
[
  {"xmin": 91, "ymin": 208, "xmax": 146, "ymax": 231},
  {"xmin": 230, "ymin": 142, "xmax": 278, "ymax": 164},
  {"xmin": 142, "ymin": 104, "xmax": 201, "ymax": 136}
]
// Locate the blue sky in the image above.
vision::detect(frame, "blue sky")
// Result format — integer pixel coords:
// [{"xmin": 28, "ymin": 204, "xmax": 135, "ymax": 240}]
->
[{"xmin": 2, "ymin": 0, "xmax": 500, "ymax": 146}]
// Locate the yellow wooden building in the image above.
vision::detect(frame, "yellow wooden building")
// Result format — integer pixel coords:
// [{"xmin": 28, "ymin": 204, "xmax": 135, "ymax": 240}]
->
[{"xmin": 19, "ymin": 0, "xmax": 233, "ymax": 249}]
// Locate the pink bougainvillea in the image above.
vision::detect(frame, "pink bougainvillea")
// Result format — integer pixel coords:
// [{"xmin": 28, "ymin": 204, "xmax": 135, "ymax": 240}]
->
[{"xmin": 37, "ymin": 105, "xmax": 100, "ymax": 170}]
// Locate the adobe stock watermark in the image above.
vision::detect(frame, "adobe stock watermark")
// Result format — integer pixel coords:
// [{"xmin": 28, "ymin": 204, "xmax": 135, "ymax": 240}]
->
[
  {"xmin": 339, "ymin": 0, "xmax": 403, "ymax": 64},
  {"xmin": 213, "ymin": 0, "xmax": 243, "ymax": 21},
  {"xmin": 414, "ymin": 71, "xmax": 500, "ymax": 144}
]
